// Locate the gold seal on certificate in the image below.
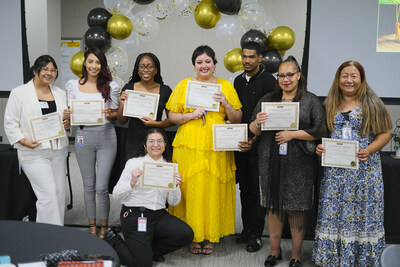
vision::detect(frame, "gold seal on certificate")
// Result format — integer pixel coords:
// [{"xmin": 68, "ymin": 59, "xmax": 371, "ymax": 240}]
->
[
  {"xmin": 30, "ymin": 112, "xmax": 66, "ymax": 142},
  {"xmin": 141, "ymin": 162, "xmax": 178, "ymax": 189},
  {"xmin": 71, "ymin": 100, "xmax": 104, "ymax": 126},
  {"xmin": 185, "ymin": 80, "xmax": 221, "ymax": 112},
  {"xmin": 123, "ymin": 90, "xmax": 160, "ymax": 119},
  {"xmin": 321, "ymin": 138, "xmax": 359, "ymax": 169},
  {"xmin": 213, "ymin": 124, "xmax": 248, "ymax": 151},
  {"xmin": 261, "ymin": 102, "xmax": 300, "ymax": 131}
]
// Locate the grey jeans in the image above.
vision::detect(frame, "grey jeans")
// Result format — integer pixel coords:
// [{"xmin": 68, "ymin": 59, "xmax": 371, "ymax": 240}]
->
[{"xmin": 75, "ymin": 123, "xmax": 117, "ymax": 221}]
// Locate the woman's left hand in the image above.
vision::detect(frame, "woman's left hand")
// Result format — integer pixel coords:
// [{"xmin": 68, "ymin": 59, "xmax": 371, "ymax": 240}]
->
[
  {"xmin": 62, "ymin": 109, "xmax": 71, "ymax": 131},
  {"xmin": 140, "ymin": 117, "xmax": 157, "ymax": 127},
  {"xmin": 174, "ymin": 172, "xmax": 182, "ymax": 186},
  {"xmin": 213, "ymin": 92, "xmax": 228, "ymax": 106},
  {"xmin": 103, "ymin": 108, "xmax": 113, "ymax": 120},
  {"xmin": 275, "ymin": 131, "xmax": 294, "ymax": 144},
  {"xmin": 356, "ymin": 148, "xmax": 370, "ymax": 162}
]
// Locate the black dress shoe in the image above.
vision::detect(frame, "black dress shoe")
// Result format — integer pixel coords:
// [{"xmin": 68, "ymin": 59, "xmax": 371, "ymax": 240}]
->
[
  {"xmin": 236, "ymin": 228, "xmax": 251, "ymax": 244},
  {"xmin": 264, "ymin": 248, "xmax": 282, "ymax": 267},
  {"xmin": 288, "ymin": 259, "xmax": 302, "ymax": 267},
  {"xmin": 103, "ymin": 227, "xmax": 123, "ymax": 247},
  {"xmin": 152, "ymin": 255, "xmax": 165, "ymax": 262},
  {"xmin": 246, "ymin": 236, "xmax": 262, "ymax": 252}
]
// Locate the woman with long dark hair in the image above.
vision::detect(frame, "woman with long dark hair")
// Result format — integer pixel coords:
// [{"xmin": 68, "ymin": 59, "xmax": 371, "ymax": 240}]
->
[
  {"xmin": 4, "ymin": 55, "xmax": 69, "ymax": 225},
  {"xmin": 64, "ymin": 47, "xmax": 119, "ymax": 238}
]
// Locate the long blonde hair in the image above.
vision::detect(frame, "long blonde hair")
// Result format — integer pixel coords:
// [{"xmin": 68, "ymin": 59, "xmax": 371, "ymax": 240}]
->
[{"xmin": 324, "ymin": 61, "xmax": 391, "ymax": 136}]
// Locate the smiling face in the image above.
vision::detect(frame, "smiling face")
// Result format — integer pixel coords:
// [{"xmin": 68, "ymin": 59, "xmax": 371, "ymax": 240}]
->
[
  {"xmin": 84, "ymin": 53, "xmax": 101, "ymax": 78},
  {"xmin": 277, "ymin": 62, "xmax": 300, "ymax": 96},
  {"xmin": 194, "ymin": 53, "xmax": 215, "ymax": 81},
  {"xmin": 145, "ymin": 132, "xmax": 166, "ymax": 160},
  {"xmin": 339, "ymin": 66, "xmax": 361, "ymax": 97},
  {"xmin": 242, "ymin": 49, "xmax": 262, "ymax": 76},
  {"xmin": 138, "ymin": 56, "xmax": 157, "ymax": 82},
  {"xmin": 35, "ymin": 62, "xmax": 57, "ymax": 85}
]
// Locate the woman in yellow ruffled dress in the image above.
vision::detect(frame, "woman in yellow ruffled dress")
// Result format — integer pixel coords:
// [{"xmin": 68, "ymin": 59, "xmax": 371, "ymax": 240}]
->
[{"xmin": 167, "ymin": 45, "xmax": 242, "ymax": 255}]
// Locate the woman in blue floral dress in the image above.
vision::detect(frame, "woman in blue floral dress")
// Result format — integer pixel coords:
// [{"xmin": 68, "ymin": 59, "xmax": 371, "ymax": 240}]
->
[{"xmin": 312, "ymin": 61, "xmax": 392, "ymax": 266}]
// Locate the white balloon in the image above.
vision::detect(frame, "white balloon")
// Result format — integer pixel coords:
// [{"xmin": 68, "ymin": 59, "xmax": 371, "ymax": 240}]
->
[
  {"xmin": 131, "ymin": 10, "xmax": 160, "ymax": 41},
  {"xmin": 241, "ymin": 0, "xmax": 258, "ymax": 5},
  {"xmin": 111, "ymin": 76, "xmax": 126, "ymax": 94},
  {"xmin": 103, "ymin": 0, "xmax": 136, "ymax": 15},
  {"xmin": 148, "ymin": 0, "xmax": 175, "ymax": 20},
  {"xmin": 238, "ymin": 2, "xmax": 267, "ymax": 30},
  {"xmin": 228, "ymin": 71, "xmax": 243, "ymax": 85},
  {"xmin": 111, "ymin": 32, "xmax": 140, "ymax": 56},
  {"xmin": 173, "ymin": 0, "xmax": 198, "ymax": 17},
  {"xmin": 258, "ymin": 16, "xmax": 276, "ymax": 36},
  {"xmin": 105, "ymin": 46, "xmax": 129, "ymax": 77},
  {"xmin": 215, "ymin": 15, "xmax": 244, "ymax": 42}
]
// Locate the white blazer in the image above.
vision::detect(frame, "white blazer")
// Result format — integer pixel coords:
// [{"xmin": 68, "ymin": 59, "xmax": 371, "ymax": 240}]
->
[{"xmin": 4, "ymin": 80, "xmax": 69, "ymax": 150}]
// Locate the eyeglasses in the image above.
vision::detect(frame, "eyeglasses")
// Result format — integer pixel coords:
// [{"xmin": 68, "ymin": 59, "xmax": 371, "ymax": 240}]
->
[
  {"xmin": 138, "ymin": 65, "xmax": 155, "ymax": 71},
  {"xmin": 147, "ymin": 139, "xmax": 165, "ymax": 145},
  {"xmin": 41, "ymin": 67, "xmax": 57, "ymax": 74},
  {"xmin": 277, "ymin": 72, "xmax": 298, "ymax": 80}
]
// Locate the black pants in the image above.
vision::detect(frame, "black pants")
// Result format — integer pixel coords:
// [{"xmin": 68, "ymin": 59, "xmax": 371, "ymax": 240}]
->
[
  {"xmin": 235, "ymin": 151, "xmax": 267, "ymax": 237},
  {"xmin": 113, "ymin": 206, "xmax": 194, "ymax": 267}
]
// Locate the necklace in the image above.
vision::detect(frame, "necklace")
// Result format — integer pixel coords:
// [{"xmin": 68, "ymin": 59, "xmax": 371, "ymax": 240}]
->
[{"xmin": 281, "ymin": 98, "xmax": 293, "ymax": 102}]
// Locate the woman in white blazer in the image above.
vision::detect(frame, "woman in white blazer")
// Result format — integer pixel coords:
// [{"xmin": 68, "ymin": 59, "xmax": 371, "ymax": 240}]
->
[{"xmin": 4, "ymin": 55, "xmax": 69, "ymax": 226}]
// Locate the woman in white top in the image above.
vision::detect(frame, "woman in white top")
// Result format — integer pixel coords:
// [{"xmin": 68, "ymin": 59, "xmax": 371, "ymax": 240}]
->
[
  {"xmin": 64, "ymin": 47, "xmax": 119, "ymax": 238},
  {"xmin": 108, "ymin": 128, "xmax": 193, "ymax": 267},
  {"xmin": 4, "ymin": 55, "xmax": 69, "ymax": 225}
]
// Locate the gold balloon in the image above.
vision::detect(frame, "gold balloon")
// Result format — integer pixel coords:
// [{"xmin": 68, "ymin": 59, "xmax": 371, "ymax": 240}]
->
[
  {"xmin": 224, "ymin": 48, "xmax": 244, "ymax": 73},
  {"xmin": 70, "ymin": 50, "xmax": 85, "ymax": 77},
  {"xmin": 279, "ymin": 50, "xmax": 286, "ymax": 56},
  {"xmin": 107, "ymin": 14, "xmax": 133, "ymax": 40},
  {"xmin": 268, "ymin": 26, "xmax": 295, "ymax": 51},
  {"xmin": 194, "ymin": 0, "xmax": 221, "ymax": 29}
]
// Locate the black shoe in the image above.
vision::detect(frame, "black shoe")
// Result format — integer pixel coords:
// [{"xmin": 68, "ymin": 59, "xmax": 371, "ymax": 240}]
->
[
  {"xmin": 246, "ymin": 235, "xmax": 262, "ymax": 252},
  {"xmin": 236, "ymin": 228, "xmax": 251, "ymax": 244},
  {"xmin": 264, "ymin": 248, "xmax": 282, "ymax": 267},
  {"xmin": 103, "ymin": 227, "xmax": 123, "ymax": 246},
  {"xmin": 288, "ymin": 259, "xmax": 302, "ymax": 267},
  {"xmin": 152, "ymin": 255, "xmax": 165, "ymax": 262}
]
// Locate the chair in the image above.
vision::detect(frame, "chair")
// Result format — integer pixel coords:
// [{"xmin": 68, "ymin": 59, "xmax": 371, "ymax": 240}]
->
[{"xmin": 380, "ymin": 244, "xmax": 400, "ymax": 267}]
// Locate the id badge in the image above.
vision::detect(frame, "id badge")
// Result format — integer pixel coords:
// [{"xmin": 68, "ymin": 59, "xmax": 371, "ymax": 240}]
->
[
  {"xmin": 138, "ymin": 216, "xmax": 147, "ymax": 232},
  {"xmin": 342, "ymin": 125, "xmax": 352, "ymax": 140},
  {"xmin": 76, "ymin": 136, "xmax": 84, "ymax": 147},
  {"xmin": 39, "ymin": 101, "xmax": 49, "ymax": 109},
  {"xmin": 279, "ymin": 143, "xmax": 288, "ymax": 155}
]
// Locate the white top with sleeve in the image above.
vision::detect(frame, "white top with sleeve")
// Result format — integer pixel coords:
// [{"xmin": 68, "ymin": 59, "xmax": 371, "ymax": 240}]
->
[
  {"xmin": 112, "ymin": 154, "xmax": 181, "ymax": 210},
  {"xmin": 4, "ymin": 80, "xmax": 69, "ymax": 150},
  {"xmin": 65, "ymin": 79, "xmax": 119, "ymax": 124}
]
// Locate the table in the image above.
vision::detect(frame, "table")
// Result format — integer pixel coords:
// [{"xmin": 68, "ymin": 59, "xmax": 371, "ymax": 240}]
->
[{"xmin": 0, "ymin": 220, "xmax": 120, "ymax": 266}]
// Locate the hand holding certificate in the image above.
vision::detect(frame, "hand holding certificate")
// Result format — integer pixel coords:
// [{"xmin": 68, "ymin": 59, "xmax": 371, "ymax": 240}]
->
[
  {"xmin": 71, "ymin": 100, "xmax": 104, "ymax": 125},
  {"xmin": 261, "ymin": 102, "xmax": 299, "ymax": 131},
  {"xmin": 30, "ymin": 112, "xmax": 66, "ymax": 142},
  {"xmin": 185, "ymin": 81, "xmax": 221, "ymax": 112},
  {"xmin": 123, "ymin": 90, "xmax": 160, "ymax": 119},
  {"xmin": 141, "ymin": 162, "xmax": 178, "ymax": 189},
  {"xmin": 321, "ymin": 138, "xmax": 359, "ymax": 169},
  {"xmin": 213, "ymin": 124, "xmax": 248, "ymax": 151}
]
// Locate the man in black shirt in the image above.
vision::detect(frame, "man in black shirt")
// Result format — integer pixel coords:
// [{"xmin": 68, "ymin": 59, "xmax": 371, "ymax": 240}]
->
[{"xmin": 234, "ymin": 42, "xmax": 276, "ymax": 252}]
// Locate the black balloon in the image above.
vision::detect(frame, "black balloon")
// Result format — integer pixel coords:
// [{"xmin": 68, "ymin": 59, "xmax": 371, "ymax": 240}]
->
[
  {"xmin": 240, "ymin": 29, "xmax": 268, "ymax": 51},
  {"xmin": 215, "ymin": 0, "xmax": 241, "ymax": 15},
  {"xmin": 133, "ymin": 0, "xmax": 156, "ymax": 4},
  {"xmin": 87, "ymin": 8, "xmax": 112, "ymax": 28},
  {"xmin": 84, "ymin": 26, "xmax": 111, "ymax": 51},
  {"xmin": 262, "ymin": 49, "xmax": 282, "ymax": 73}
]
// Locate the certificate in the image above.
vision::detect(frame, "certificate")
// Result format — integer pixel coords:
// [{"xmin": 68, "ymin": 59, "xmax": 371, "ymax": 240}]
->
[
  {"xmin": 185, "ymin": 80, "xmax": 221, "ymax": 112},
  {"xmin": 213, "ymin": 124, "xmax": 248, "ymax": 151},
  {"xmin": 71, "ymin": 100, "xmax": 104, "ymax": 125},
  {"xmin": 141, "ymin": 162, "xmax": 178, "ymax": 189},
  {"xmin": 261, "ymin": 102, "xmax": 299, "ymax": 131},
  {"xmin": 321, "ymin": 138, "xmax": 359, "ymax": 169},
  {"xmin": 123, "ymin": 90, "xmax": 160, "ymax": 119},
  {"xmin": 30, "ymin": 112, "xmax": 66, "ymax": 142}
]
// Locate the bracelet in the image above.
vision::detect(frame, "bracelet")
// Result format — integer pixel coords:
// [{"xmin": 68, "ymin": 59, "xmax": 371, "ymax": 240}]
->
[{"xmin": 255, "ymin": 121, "xmax": 261, "ymax": 128}]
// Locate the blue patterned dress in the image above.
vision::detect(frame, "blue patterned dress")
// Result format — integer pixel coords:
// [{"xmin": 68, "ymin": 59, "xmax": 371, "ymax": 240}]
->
[{"xmin": 312, "ymin": 107, "xmax": 385, "ymax": 267}]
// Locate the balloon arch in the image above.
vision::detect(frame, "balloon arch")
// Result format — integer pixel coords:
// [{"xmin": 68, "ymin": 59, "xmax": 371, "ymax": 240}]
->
[{"xmin": 70, "ymin": 0, "xmax": 296, "ymax": 88}]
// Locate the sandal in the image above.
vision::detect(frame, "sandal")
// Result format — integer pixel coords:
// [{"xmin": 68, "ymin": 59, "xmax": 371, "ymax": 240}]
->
[
  {"xmin": 89, "ymin": 223, "xmax": 97, "ymax": 236},
  {"xmin": 189, "ymin": 242, "xmax": 202, "ymax": 255},
  {"xmin": 202, "ymin": 241, "xmax": 214, "ymax": 255},
  {"xmin": 99, "ymin": 225, "xmax": 108, "ymax": 239}
]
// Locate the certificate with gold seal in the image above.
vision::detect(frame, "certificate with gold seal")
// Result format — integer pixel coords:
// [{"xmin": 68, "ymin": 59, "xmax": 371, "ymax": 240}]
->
[
  {"xmin": 141, "ymin": 162, "xmax": 178, "ymax": 189},
  {"xmin": 213, "ymin": 123, "xmax": 248, "ymax": 151},
  {"xmin": 71, "ymin": 100, "xmax": 104, "ymax": 125},
  {"xmin": 321, "ymin": 138, "xmax": 359, "ymax": 169},
  {"xmin": 185, "ymin": 80, "xmax": 221, "ymax": 112},
  {"xmin": 123, "ymin": 90, "xmax": 159, "ymax": 119},
  {"xmin": 261, "ymin": 102, "xmax": 299, "ymax": 131},
  {"xmin": 30, "ymin": 112, "xmax": 66, "ymax": 142}
]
